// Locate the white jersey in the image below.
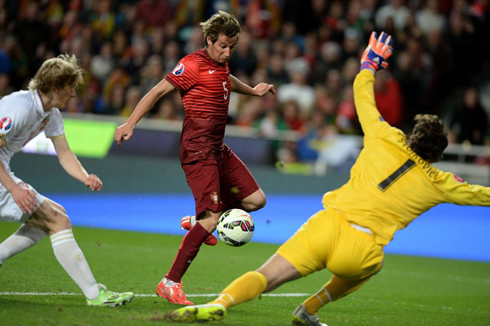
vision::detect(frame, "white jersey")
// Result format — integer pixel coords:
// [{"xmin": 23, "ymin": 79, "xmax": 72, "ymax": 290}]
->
[
  {"xmin": 0, "ymin": 89, "xmax": 64, "ymax": 223},
  {"xmin": 0, "ymin": 90, "xmax": 65, "ymax": 165}
]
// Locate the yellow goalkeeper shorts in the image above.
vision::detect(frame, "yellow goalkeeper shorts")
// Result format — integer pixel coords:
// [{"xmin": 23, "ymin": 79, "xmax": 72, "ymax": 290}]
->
[{"xmin": 276, "ymin": 208, "xmax": 384, "ymax": 280}]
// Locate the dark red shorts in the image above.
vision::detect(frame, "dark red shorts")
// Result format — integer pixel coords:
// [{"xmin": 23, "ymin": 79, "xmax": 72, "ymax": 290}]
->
[{"xmin": 182, "ymin": 146, "xmax": 260, "ymax": 218}]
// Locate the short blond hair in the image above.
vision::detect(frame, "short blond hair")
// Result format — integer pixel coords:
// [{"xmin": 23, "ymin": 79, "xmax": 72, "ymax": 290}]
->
[
  {"xmin": 200, "ymin": 11, "xmax": 240, "ymax": 46},
  {"xmin": 28, "ymin": 54, "xmax": 84, "ymax": 93}
]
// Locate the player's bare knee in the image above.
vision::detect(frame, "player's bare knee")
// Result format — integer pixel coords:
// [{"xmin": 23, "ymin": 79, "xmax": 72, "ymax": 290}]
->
[
  {"xmin": 198, "ymin": 210, "xmax": 220, "ymax": 232},
  {"xmin": 243, "ymin": 196, "xmax": 266, "ymax": 212}
]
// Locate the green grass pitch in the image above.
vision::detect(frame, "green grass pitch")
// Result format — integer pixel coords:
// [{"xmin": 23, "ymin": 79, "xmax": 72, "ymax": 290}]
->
[{"xmin": 0, "ymin": 221, "xmax": 489, "ymax": 326}]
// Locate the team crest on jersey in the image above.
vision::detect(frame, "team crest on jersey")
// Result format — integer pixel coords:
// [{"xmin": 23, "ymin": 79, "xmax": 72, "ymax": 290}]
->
[
  {"xmin": 210, "ymin": 192, "xmax": 219, "ymax": 205},
  {"xmin": 172, "ymin": 63, "xmax": 185, "ymax": 76},
  {"xmin": 0, "ymin": 117, "xmax": 12, "ymax": 133},
  {"xmin": 453, "ymin": 174, "xmax": 465, "ymax": 183}
]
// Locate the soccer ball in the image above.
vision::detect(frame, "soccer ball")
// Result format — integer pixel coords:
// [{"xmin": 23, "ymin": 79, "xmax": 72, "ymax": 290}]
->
[{"xmin": 216, "ymin": 209, "xmax": 255, "ymax": 247}]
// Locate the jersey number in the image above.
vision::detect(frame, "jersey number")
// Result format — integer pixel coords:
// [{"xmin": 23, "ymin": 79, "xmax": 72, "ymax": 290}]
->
[
  {"xmin": 378, "ymin": 159, "xmax": 416, "ymax": 192},
  {"xmin": 223, "ymin": 82, "xmax": 228, "ymax": 100}
]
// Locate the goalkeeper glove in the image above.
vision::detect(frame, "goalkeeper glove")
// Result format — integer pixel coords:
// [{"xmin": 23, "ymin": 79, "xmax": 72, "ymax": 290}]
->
[{"xmin": 360, "ymin": 31, "xmax": 393, "ymax": 72}]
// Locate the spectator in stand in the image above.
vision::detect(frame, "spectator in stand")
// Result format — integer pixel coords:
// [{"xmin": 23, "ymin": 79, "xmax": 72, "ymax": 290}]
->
[
  {"xmin": 447, "ymin": 12, "xmax": 478, "ymax": 87},
  {"xmin": 13, "ymin": 1, "xmax": 50, "ymax": 77},
  {"xmin": 324, "ymin": 1, "xmax": 347, "ymax": 41},
  {"xmin": 449, "ymin": 87, "xmax": 488, "ymax": 146},
  {"xmin": 154, "ymin": 99, "xmax": 180, "ymax": 121},
  {"xmin": 405, "ymin": 36, "xmax": 433, "ymax": 110},
  {"xmin": 162, "ymin": 41, "xmax": 182, "ymax": 73},
  {"xmin": 228, "ymin": 30, "xmax": 258, "ymax": 77},
  {"xmin": 297, "ymin": 110, "xmax": 326, "ymax": 164},
  {"xmin": 135, "ymin": 0, "xmax": 171, "ymax": 29},
  {"xmin": 315, "ymin": 86, "xmax": 338, "ymax": 124},
  {"xmin": 393, "ymin": 50, "xmax": 424, "ymax": 128},
  {"xmin": 125, "ymin": 38, "xmax": 150, "ymax": 84},
  {"xmin": 342, "ymin": 29, "xmax": 362, "ymax": 61},
  {"xmin": 342, "ymin": 57, "xmax": 361, "ymax": 85},
  {"xmin": 311, "ymin": 41, "xmax": 343, "ymax": 86},
  {"xmin": 90, "ymin": 41, "xmax": 114, "ymax": 83},
  {"xmin": 59, "ymin": 10, "xmax": 84, "ymax": 43},
  {"xmin": 277, "ymin": 61, "xmax": 315, "ymax": 117},
  {"xmin": 120, "ymin": 85, "xmax": 142, "ymax": 117},
  {"xmin": 325, "ymin": 69, "xmax": 343, "ymax": 103},
  {"xmin": 373, "ymin": 70, "xmax": 403, "ymax": 128},
  {"xmin": 148, "ymin": 28, "xmax": 165, "ymax": 55},
  {"xmin": 426, "ymin": 28, "xmax": 454, "ymax": 110},
  {"xmin": 280, "ymin": 22, "xmax": 305, "ymax": 52},
  {"xmin": 88, "ymin": 0, "xmax": 117, "ymax": 42},
  {"xmin": 281, "ymin": 100, "xmax": 306, "ymax": 133},
  {"xmin": 415, "ymin": 0, "xmax": 447, "ymax": 37},
  {"xmin": 336, "ymin": 84, "xmax": 359, "ymax": 134},
  {"xmin": 375, "ymin": 0, "xmax": 410, "ymax": 31},
  {"xmin": 140, "ymin": 55, "xmax": 164, "ymax": 96},
  {"xmin": 267, "ymin": 53, "xmax": 289, "ymax": 86},
  {"xmin": 112, "ymin": 30, "xmax": 132, "ymax": 64},
  {"xmin": 244, "ymin": 0, "xmax": 282, "ymax": 39},
  {"xmin": 104, "ymin": 84, "xmax": 126, "ymax": 115},
  {"xmin": 0, "ymin": 73, "xmax": 13, "ymax": 99}
]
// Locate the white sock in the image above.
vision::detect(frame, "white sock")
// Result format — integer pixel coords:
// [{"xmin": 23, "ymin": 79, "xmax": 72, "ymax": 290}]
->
[
  {"xmin": 0, "ymin": 224, "xmax": 46, "ymax": 265},
  {"xmin": 50, "ymin": 229, "xmax": 99, "ymax": 299}
]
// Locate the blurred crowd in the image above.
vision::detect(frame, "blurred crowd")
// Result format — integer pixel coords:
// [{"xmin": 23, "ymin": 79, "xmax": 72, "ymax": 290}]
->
[{"xmin": 0, "ymin": 0, "xmax": 489, "ymax": 169}]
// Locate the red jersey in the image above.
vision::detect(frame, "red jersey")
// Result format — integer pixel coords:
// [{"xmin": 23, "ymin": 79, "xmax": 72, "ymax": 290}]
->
[{"xmin": 166, "ymin": 49, "xmax": 232, "ymax": 163}]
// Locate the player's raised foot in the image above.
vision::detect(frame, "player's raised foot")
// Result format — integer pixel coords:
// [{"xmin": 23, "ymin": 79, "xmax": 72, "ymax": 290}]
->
[
  {"xmin": 203, "ymin": 233, "xmax": 218, "ymax": 246},
  {"xmin": 291, "ymin": 304, "xmax": 328, "ymax": 326},
  {"xmin": 86, "ymin": 284, "xmax": 135, "ymax": 307},
  {"xmin": 180, "ymin": 215, "xmax": 218, "ymax": 246},
  {"xmin": 156, "ymin": 277, "xmax": 194, "ymax": 305},
  {"xmin": 180, "ymin": 215, "xmax": 196, "ymax": 230},
  {"xmin": 163, "ymin": 304, "xmax": 227, "ymax": 322}
]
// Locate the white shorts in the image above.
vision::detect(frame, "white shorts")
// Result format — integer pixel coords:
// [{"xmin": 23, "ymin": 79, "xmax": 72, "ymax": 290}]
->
[{"xmin": 0, "ymin": 166, "xmax": 46, "ymax": 223}]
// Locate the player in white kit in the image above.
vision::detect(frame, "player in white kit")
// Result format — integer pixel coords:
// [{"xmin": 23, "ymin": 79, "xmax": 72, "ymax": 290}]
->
[{"xmin": 0, "ymin": 54, "xmax": 134, "ymax": 307}]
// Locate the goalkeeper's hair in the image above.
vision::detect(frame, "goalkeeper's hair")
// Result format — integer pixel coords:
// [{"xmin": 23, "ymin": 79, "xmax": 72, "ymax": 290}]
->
[{"xmin": 408, "ymin": 114, "xmax": 448, "ymax": 163}]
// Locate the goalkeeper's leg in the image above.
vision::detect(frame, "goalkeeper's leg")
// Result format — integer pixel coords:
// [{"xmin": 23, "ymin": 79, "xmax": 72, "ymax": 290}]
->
[
  {"xmin": 164, "ymin": 254, "xmax": 301, "ymax": 322},
  {"xmin": 302, "ymin": 275, "xmax": 372, "ymax": 315},
  {"xmin": 210, "ymin": 253, "xmax": 302, "ymax": 308}
]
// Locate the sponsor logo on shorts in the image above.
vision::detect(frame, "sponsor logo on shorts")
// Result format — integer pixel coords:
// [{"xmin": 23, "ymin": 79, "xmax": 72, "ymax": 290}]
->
[
  {"xmin": 172, "ymin": 63, "xmax": 185, "ymax": 76},
  {"xmin": 210, "ymin": 192, "xmax": 219, "ymax": 205},
  {"xmin": 0, "ymin": 117, "xmax": 12, "ymax": 132}
]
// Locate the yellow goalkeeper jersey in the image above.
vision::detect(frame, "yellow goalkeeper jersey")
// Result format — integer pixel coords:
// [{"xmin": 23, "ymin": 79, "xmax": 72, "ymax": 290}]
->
[{"xmin": 322, "ymin": 70, "xmax": 490, "ymax": 246}]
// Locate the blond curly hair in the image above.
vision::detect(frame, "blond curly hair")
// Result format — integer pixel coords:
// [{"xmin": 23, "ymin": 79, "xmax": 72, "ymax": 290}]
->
[{"xmin": 28, "ymin": 54, "xmax": 84, "ymax": 93}]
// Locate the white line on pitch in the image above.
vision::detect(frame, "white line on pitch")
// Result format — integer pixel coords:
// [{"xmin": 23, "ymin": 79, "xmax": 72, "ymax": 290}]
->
[{"xmin": 0, "ymin": 292, "xmax": 310, "ymax": 297}]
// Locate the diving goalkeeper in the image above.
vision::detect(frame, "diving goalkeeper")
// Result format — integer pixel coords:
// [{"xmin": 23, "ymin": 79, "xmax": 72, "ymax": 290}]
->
[{"xmin": 163, "ymin": 31, "xmax": 490, "ymax": 326}]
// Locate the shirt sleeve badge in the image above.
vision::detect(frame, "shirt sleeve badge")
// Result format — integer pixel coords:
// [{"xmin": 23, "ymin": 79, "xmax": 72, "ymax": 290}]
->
[{"xmin": 172, "ymin": 62, "xmax": 185, "ymax": 76}]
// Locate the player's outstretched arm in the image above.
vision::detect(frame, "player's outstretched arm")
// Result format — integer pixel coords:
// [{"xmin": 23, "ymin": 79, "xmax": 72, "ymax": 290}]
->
[
  {"xmin": 229, "ymin": 75, "xmax": 276, "ymax": 96},
  {"xmin": 115, "ymin": 79, "xmax": 176, "ymax": 147},
  {"xmin": 354, "ymin": 31, "xmax": 394, "ymax": 136},
  {"xmin": 360, "ymin": 31, "xmax": 393, "ymax": 74},
  {"xmin": 51, "ymin": 136, "xmax": 103, "ymax": 191}
]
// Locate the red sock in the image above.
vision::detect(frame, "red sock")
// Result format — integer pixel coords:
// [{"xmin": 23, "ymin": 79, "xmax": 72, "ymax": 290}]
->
[{"xmin": 165, "ymin": 223, "xmax": 210, "ymax": 283}]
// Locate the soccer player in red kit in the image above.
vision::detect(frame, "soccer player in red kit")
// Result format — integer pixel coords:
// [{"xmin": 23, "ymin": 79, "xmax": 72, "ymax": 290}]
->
[{"xmin": 114, "ymin": 11, "xmax": 275, "ymax": 305}]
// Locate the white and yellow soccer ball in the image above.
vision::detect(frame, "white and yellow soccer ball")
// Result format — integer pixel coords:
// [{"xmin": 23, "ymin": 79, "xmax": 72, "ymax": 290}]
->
[{"xmin": 216, "ymin": 209, "xmax": 255, "ymax": 247}]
